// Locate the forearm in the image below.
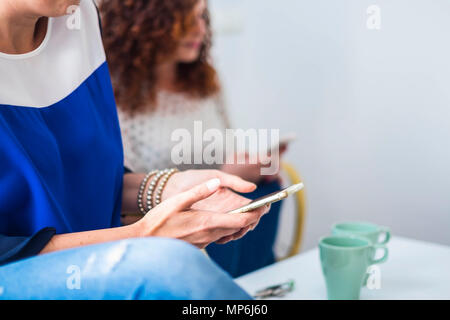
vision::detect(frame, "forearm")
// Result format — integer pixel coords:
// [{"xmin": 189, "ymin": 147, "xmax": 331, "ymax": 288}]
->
[{"xmin": 39, "ymin": 223, "xmax": 143, "ymax": 255}]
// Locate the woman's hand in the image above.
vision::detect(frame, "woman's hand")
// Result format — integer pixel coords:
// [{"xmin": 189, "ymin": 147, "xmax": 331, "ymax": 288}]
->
[
  {"xmin": 41, "ymin": 175, "xmax": 269, "ymax": 254},
  {"xmin": 160, "ymin": 169, "xmax": 258, "ymax": 202},
  {"xmin": 121, "ymin": 169, "xmax": 263, "ymax": 226},
  {"xmin": 191, "ymin": 187, "xmax": 267, "ymax": 244},
  {"xmin": 221, "ymin": 161, "xmax": 268, "ymax": 184},
  {"xmin": 134, "ymin": 178, "xmax": 270, "ymax": 249}
]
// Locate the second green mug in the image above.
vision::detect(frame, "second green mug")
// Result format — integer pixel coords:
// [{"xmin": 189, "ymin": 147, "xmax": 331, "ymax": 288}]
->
[{"xmin": 332, "ymin": 221, "xmax": 390, "ymax": 245}]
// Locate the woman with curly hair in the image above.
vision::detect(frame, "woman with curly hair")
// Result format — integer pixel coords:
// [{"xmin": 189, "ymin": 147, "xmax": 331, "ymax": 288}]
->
[{"xmin": 100, "ymin": 0, "xmax": 285, "ymax": 277}]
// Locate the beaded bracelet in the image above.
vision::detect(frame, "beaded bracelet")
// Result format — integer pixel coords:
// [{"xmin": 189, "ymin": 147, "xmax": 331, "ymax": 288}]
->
[
  {"xmin": 146, "ymin": 169, "xmax": 169, "ymax": 211},
  {"xmin": 154, "ymin": 168, "xmax": 179, "ymax": 206},
  {"xmin": 137, "ymin": 170, "xmax": 158, "ymax": 215}
]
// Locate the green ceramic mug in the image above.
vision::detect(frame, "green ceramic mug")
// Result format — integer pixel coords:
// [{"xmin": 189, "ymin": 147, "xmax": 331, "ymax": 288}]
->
[
  {"xmin": 319, "ymin": 235, "xmax": 388, "ymax": 300},
  {"xmin": 332, "ymin": 222, "xmax": 390, "ymax": 245}
]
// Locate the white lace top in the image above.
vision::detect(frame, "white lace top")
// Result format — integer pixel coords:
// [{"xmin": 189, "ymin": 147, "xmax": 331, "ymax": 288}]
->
[{"xmin": 118, "ymin": 91, "xmax": 230, "ymax": 172}]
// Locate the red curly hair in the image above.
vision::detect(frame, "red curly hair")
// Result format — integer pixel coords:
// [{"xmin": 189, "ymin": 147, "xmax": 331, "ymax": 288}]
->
[{"xmin": 99, "ymin": 0, "xmax": 220, "ymax": 113}]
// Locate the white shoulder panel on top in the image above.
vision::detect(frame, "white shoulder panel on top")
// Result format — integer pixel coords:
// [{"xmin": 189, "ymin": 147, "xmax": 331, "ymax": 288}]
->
[{"xmin": 0, "ymin": 0, "xmax": 106, "ymax": 108}]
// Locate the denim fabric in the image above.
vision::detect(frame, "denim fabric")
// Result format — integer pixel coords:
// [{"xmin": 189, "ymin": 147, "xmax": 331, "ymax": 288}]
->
[{"xmin": 0, "ymin": 238, "xmax": 251, "ymax": 300}]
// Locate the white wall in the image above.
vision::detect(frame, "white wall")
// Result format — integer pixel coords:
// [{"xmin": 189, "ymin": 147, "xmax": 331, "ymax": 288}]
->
[{"xmin": 209, "ymin": 0, "xmax": 450, "ymax": 250}]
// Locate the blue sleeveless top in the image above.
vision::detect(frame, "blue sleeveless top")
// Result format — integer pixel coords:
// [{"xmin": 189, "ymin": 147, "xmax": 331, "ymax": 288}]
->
[{"xmin": 0, "ymin": 1, "xmax": 123, "ymax": 264}]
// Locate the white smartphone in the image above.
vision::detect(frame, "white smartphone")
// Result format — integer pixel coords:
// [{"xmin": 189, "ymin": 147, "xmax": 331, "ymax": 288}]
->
[{"xmin": 228, "ymin": 182, "xmax": 304, "ymax": 214}]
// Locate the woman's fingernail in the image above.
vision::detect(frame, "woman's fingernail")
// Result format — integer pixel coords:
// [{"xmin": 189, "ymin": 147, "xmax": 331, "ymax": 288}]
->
[{"xmin": 206, "ymin": 178, "xmax": 221, "ymax": 191}]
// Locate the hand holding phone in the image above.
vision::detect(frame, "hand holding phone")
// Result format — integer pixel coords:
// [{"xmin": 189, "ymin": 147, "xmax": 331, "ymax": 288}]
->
[{"xmin": 228, "ymin": 182, "xmax": 304, "ymax": 214}]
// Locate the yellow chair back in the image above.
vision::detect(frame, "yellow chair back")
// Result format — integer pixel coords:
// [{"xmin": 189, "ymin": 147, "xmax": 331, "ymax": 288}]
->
[{"xmin": 280, "ymin": 162, "xmax": 307, "ymax": 259}]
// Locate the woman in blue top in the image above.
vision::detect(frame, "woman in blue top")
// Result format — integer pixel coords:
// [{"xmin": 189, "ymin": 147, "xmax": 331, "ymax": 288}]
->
[{"xmin": 0, "ymin": 0, "xmax": 268, "ymax": 299}]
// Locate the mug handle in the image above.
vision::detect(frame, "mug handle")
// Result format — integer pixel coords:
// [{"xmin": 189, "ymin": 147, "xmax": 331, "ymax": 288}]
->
[
  {"xmin": 369, "ymin": 244, "xmax": 389, "ymax": 264},
  {"xmin": 378, "ymin": 227, "xmax": 390, "ymax": 245}
]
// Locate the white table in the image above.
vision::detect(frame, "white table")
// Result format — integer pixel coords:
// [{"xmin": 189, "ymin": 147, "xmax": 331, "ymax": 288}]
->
[{"xmin": 235, "ymin": 237, "xmax": 450, "ymax": 300}]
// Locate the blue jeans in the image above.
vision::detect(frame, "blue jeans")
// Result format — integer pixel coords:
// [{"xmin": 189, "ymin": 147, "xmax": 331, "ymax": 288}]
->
[{"xmin": 0, "ymin": 238, "xmax": 252, "ymax": 300}]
